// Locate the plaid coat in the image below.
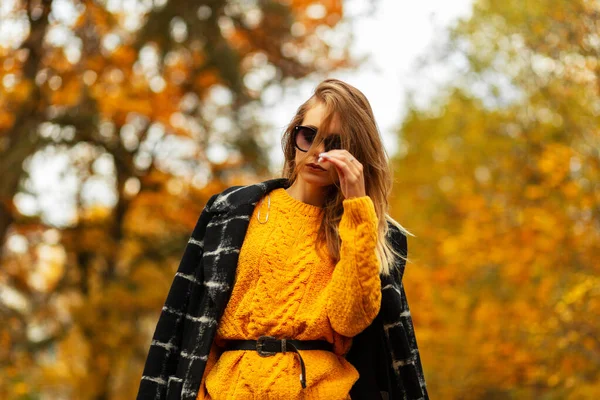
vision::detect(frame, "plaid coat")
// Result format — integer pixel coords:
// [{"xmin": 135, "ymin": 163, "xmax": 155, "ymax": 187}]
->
[{"xmin": 136, "ymin": 177, "xmax": 429, "ymax": 400}]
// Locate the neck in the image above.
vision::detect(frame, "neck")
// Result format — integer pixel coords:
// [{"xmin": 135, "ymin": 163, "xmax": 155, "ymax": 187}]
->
[{"xmin": 285, "ymin": 179, "xmax": 328, "ymax": 208}]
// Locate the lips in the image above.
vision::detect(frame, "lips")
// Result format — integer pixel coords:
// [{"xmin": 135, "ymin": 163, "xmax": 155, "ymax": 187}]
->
[{"xmin": 306, "ymin": 163, "xmax": 325, "ymax": 171}]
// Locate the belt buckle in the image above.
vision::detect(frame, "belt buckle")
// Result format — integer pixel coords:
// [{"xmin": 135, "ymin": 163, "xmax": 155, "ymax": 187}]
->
[{"xmin": 256, "ymin": 335, "xmax": 278, "ymax": 357}]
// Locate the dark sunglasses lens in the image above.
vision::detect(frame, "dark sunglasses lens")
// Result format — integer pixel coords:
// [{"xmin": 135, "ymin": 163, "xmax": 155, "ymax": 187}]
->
[
  {"xmin": 295, "ymin": 127, "xmax": 315, "ymax": 151},
  {"xmin": 324, "ymin": 135, "xmax": 342, "ymax": 151}
]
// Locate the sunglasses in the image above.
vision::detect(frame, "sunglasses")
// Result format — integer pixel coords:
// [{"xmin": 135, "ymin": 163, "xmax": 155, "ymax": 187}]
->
[{"xmin": 293, "ymin": 125, "xmax": 342, "ymax": 153}]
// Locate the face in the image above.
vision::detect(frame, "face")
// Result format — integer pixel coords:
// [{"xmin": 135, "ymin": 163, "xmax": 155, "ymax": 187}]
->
[{"xmin": 293, "ymin": 102, "xmax": 343, "ymax": 188}]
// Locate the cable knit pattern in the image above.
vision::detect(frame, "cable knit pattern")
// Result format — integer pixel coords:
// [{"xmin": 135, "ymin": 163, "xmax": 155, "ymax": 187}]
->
[{"xmin": 196, "ymin": 188, "xmax": 381, "ymax": 400}]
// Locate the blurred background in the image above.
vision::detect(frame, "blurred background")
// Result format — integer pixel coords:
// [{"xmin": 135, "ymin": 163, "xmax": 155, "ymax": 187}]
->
[{"xmin": 1, "ymin": 0, "xmax": 599, "ymax": 398}]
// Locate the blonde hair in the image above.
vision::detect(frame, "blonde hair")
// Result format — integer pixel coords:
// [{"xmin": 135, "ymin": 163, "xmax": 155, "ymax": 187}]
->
[{"xmin": 280, "ymin": 78, "xmax": 413, "ymax": 276}]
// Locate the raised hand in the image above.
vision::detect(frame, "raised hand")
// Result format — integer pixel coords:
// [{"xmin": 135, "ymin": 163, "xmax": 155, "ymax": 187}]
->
[{"xmin": 317, "ymin": 150, "xmax": 366, "ymax": 199}]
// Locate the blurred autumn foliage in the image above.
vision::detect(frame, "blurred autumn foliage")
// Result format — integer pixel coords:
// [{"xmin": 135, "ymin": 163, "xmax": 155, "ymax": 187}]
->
[
  {"xmin": 0, "ymin": 0, "xmax": 360, "ymax": 398},
  {"xmin": 1, "ymin": 0, "xmax": 599, "ymax": 399},
  {"xmin": 392, "ymin": 0, "xmax": 600, "ymax": 398}
]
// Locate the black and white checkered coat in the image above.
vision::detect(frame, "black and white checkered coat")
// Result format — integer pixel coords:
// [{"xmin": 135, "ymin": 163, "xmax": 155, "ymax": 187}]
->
[{"xmin": 136, "ymin": 177, "xmax": 429, "ymax": 400}]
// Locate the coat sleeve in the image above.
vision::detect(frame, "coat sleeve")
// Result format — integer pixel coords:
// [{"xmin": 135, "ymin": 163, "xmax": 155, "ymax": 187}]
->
[
  {"xmin": 136, "ymin": 193, "xmax": 218, "ymax": 400},
  {"xmin": 382, "ymin": 225, "xmax": 429, "ymax": 400},
  {"xmin": 195, "ymin": 342, "xmax": 221, "ymax": 400}
]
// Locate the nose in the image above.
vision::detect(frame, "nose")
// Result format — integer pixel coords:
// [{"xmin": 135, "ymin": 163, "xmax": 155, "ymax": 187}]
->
[{"xmin": 307, "ymin": 140, "xmax": 325, "ymax": 160}]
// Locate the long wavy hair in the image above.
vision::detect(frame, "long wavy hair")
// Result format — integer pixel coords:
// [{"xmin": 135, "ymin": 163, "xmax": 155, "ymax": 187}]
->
[{"xmin": 280, "ymin": 78, "xmax": 413, "ymax": 276}]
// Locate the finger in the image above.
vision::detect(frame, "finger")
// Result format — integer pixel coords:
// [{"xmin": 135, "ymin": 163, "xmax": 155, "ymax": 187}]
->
[
  {"xmin": 320, "ymin": 150, "xmax": 361, "ymax": 168},
  {"xmin": 319, "ymin": 152, "xmax": 359, "ymax": 176},
  {"xmin": 319, "ymin": 154, "xmax": 347, "ymax": 177},
  {"xmin": 320, "ymin": 154, "xmax": 358, "ymax": 183}
]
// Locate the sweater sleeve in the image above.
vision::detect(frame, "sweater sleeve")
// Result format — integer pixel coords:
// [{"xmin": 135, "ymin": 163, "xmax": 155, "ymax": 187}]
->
[{"xmin": 325, "ymin": 195, "xmax": 382, "ymax": 337}]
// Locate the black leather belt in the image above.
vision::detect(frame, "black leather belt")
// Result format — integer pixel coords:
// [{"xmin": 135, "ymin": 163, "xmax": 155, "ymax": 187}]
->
[{"xmin": 223, "ymin": 335, "xmax": 334, "ymax": 389}]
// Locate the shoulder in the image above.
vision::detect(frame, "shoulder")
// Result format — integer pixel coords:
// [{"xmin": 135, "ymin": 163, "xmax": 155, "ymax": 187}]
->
[
  {"xmin": 385, "ymin": 219, "xmax": 408, "ymax": 255},
  {"xmin": 203, "ymin": 185, "xmax": 245, "ymax": 213},
  {"xmin": 384, "ymin": 218, "xmax": 409, "ymax": 281},
  {"xmin": 205, "ymin": 177, "xmax": 290, "ymax": 213}
]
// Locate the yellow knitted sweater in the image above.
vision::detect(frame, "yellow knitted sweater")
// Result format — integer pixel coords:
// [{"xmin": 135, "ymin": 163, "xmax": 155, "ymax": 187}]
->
[{"xmin": 196, "ymin": 187, "xmax": 381, "ymax": 400}]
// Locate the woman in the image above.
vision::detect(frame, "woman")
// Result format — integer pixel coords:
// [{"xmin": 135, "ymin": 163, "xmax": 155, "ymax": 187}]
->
[{"xmin": 137, "ymin": 79, "xmax": 428, "ymax": 400}]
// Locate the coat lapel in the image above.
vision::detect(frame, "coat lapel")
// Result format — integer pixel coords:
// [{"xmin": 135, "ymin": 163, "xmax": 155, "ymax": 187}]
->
[
  {"xmin": 201, "ymin": 177, "xmax": 290, "ymax": 310},
  {"xmin": 174, "ymin": 178, "xmax": 291, "ymax": 399}
]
